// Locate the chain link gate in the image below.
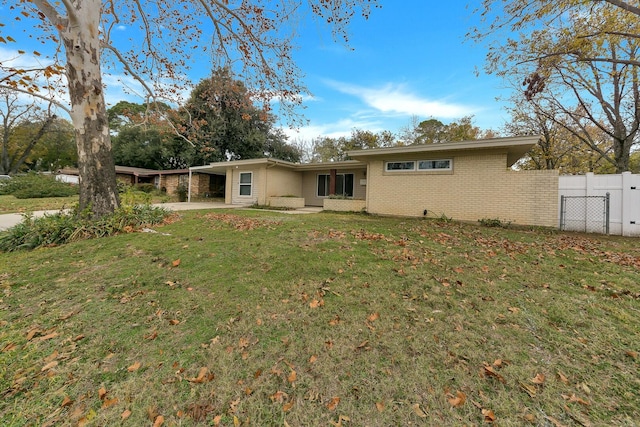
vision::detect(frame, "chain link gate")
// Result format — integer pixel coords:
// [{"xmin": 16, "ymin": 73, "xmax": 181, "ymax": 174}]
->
[{"xmin": 559, "ymin": 193, "xmax": 610, "ymax": 234}]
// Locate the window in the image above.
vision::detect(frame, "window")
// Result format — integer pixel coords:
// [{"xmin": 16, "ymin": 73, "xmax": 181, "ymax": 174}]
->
[
  {"xmin": 317, "ymin": 173, "xmax": 354, "ymax": 197},
  {"xmin": 385, "ymin": 159, "xmax": 452, "ymax": 172},
  {"xmin": 418, "ymin": 159, "xmax": 451, "ymax": 170},
  {"xmin": 386, "ymin": 161, "xmax": 415, "ymax": 171},
  {"xmin": 239, "ymin": 172, "xmax": 252, "ymax": 196}
]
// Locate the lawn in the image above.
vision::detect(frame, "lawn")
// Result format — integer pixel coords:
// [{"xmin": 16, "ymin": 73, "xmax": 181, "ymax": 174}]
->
[
  {"xmin": 0, "ymin": 195, "xmax": 80, "ymax": 214},
  {"xmin": 0, "ymin": 210, "xmax": 638, "ymax": 426}
]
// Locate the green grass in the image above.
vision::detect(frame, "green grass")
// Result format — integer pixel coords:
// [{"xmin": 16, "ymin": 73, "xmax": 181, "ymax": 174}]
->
[
  {"xmin": 1, "ymin": 210, "xmax": 639, "ymax": 426},
  {"xmin": 0, "ymin": 195, "xmax": 79, "ymax": 214}
]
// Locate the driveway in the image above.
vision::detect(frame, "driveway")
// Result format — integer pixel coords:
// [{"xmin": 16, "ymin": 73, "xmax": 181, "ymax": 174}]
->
[{"xmin": 0, "ymin": 202, "xmax": 320, "ymax": 231}]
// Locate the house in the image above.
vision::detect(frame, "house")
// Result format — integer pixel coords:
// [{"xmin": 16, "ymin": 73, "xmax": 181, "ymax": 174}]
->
[
  {"xmin": 57, "ymin": 166, "xmax": 210, "ymax": 197},
  {"xmin": 189, "ymin": 136, "xmax": 559, "ymax": 227}
]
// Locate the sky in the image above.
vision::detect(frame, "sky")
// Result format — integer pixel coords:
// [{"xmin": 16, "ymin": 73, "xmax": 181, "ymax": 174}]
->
[
  {"xmin": 284, "ymin": 1, "xmax": 509, "ymax": 142},
  {"xmin": 0, "ymin": 2, "xmax": 512, "ymax": 143}
]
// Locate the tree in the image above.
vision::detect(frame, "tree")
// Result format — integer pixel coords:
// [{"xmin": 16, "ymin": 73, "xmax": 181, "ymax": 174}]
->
[
  {"xmin": 28, "ymin": 118, "xmax": 77, "ymax": 171},
  {"xmin": 504, "ymin": 97, "xmax": 615, "ymax": 173},
  {"xmin": 471, "ymin": 2, "xmax": 640, "ymax": 172},
  {"xmin": 399, "ymin": 115, "xmax": 496, "ymax": 145},
  {"xmin": 3, "ymin": 1, "xmax": 379, "ymax": 216},
  {"xmin": 0, "ymin": 90, "xmax": 59, "ymax": 175},
  {"xmin": 309, "ymin": 129, "xmax": 397, "ymax": 162}
]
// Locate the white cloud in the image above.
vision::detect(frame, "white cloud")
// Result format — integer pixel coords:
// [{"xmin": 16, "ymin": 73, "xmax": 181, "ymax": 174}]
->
[
  {"xmin": 324, "ymin": 79, "xmax": 476, "ymax": 119},
  {"xmin": 282, "ymin": 117, "xmax": 383, "ymax": 142}
]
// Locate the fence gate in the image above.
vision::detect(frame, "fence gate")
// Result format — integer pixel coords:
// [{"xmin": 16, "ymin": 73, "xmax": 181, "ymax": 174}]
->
[{"xmin": 559, "ymin": 193, "xmax": 610, "ymax": 234}]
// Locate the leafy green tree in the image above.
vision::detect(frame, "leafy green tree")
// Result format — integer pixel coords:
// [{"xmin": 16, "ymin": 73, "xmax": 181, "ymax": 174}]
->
[
  {"xmin": 310, "ymin": 129, "xmax": 397, "ymax": 162},
  {"xmin": 180, "ymin": 69, "xmax": 296, "ymax": 164},
  {"xmin": 400, "ymin": 116, "xmax": 495, "ymax": 145},
  {"xmin": 28, "ymin": 118, "xmax": 76, "ymax": 171}
]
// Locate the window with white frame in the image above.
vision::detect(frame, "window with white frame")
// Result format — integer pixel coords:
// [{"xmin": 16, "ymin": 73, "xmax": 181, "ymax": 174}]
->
[
  {"xmin": 418, "ymin": 159, "xmax": 451, "ymax": 170},
  {"xmin": 385, "ymin": 161, "xmax": 415, "ymax": 171},
  {"xmin": 385, "ymin": 159, "xmax": 452, "ymax": 172},
  {"xmin": 317, "ymin": 173, "xmax": 354, "ymax": 197},
  {"xmin": 239, "ymin": 172, "xmax": 252, "ymax": 196}
]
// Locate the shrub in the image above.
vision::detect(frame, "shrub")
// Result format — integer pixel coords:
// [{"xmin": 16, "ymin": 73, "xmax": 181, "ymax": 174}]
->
[
  {"xmin": 478, "ymin": 217, "xmax": 511, "ymax": 228},
  {"xmin": 0, "ymin": 204, "xmax": 169, "ymax": 252},
  {"xmin": 0, "ymin": 173, "xmax": 78, "ymax": 198},
  {"xmin": 135, "ymin": 183, "xmax": 156, "ymax": 193}
]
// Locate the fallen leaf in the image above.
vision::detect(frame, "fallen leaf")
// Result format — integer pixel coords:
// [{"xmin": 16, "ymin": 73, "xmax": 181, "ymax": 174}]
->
[
  {"xmin": 127, "ymin": 361, "xmax": 142, "ymax": 372},
  {"xmin": 412, "ymin": 403, "xmax": 427, "ymax": 417},
  {"xmin": 625, "ymin": 350, "xmax": 638, "ymax": 359},
  {"xmin": 61, "ymin": 396, "xmax": 73, "ymax": 407},
  {"xmin": 153, "ymin": 415, "xmax": 164, "ymax": 427},
  {"xmin": 121, "ymin": 409, "xmax": 132, "ymax": 420},
  {"xmin": 102, "ymin": 397, "xmax": 119, "ymax": 409},
  {"xmin": 531, "ymin": 373, "xmax": 546, "ymax": 384},
  {"xmin": 188, "ymin": 367, "xmax": 210, "ymax": 383},
  {"xmin": 330, "ymin": 415, "xmax": 350, "ymax": 426},
  {"xmin": 375, "ymin": 401, "xmax": 385, "ymax": 412},
  {"xmin": 287, "ymin": 370, "xmax": 297, "ymax": 383},
  {"xmin": 483, "ymin": 365, "xmax": 506, "ymax": 383},
  {"xmin": 26, "ymin": 327, "xmax": 42, "ymax": 341},
  {"xmin": 520, "ymin": 382, "xmax": 537, "ymax": 397},
  {"xmin": 508, "ymin": 307, "xmax": 520, "ymax": 314},
  {"xmin": 367, "ymin": 312, "xmax": 380, "ymax": 322},
  {"xmin": 98, "ymin": 387, "xmax": 107, "ymax": 400},
  {"xmin": 309, "ymin": 355, "xmax": 318, "ymax": 364},
  {"xmin": 145, "ymin": 331, "xmax": 158, "ymax": 340},
  {"xmin": 482, "ymin": 408, "xmax": 496, "ymax": 423},
  {"xmin": 169, "ymin": 319, "xmax": 180, "ymax": 325},
  {"xmin": 326, "ymin": 396, "xmax": 340, "ymax": 411},
  {"xmin": 562, "ymin": 393, "xmax": 590, "ymax": 406},
  {"xmin": 233, "ymin": 415, "xmax": 240, "ymax": 427},
  {"xmin": 172, "ymin": 259, "xmax": 181, "ymax": 267},
  {"xmin": 1, "ymin": 342, "xmax": 16, "ymax": 352},
  {"xmin": 213, "ymin": 415, "xmax": 222, "ymax": 426},
  {"xmin": 557, "ymin": 371, "xmax": 569, "ymax": 384},
  {"xmin": 41, "ymin": 361, "xmax": 58, "ymax": 372},
  {"xmin": 545, "ymin": 415, "xmax": 568, "ymax": 427},
  {"xmin": 270, "ymin": 390, "xmax": 288, "ymax": 403},
  {"xmin": 447, "ymin": 391, "xmax": 466, "ymax": 407},
  {"xmin": 283, "ymin": 400, "xmax": 294, "ymax": 412},
  {"xmin": 37, "ymin": 331, "xmax": 59, "ymax": 341}
]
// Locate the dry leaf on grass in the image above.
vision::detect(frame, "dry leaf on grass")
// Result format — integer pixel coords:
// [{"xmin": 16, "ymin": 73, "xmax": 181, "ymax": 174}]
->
[
  {"xmin": 375, "ymin": 401, "xmax": 385, "ymax": 412},
  {"xmin": 121, "ymin": 409, "xmax": 132, "ymax": 420},
  {"xmin": 127, "ymin": 361, "xmax": 141, "ymax": 372},
  {"xmin": 326, "ymin": 396, "xmax": 340, "ymax": 411},
  {"xmin": 412, "ymin": 403, "xmax": 427, "ymax": 417},
  {"xmin": 482, "ymin": 408, "xmax": 496, "ymax": 422},
  {"xmin": 531, "ymin": 373, "xmax": 546, "ymax": 384},
  {"xmin": 447, "ymin": 391, "xmax": 466, "ymax": 407}
]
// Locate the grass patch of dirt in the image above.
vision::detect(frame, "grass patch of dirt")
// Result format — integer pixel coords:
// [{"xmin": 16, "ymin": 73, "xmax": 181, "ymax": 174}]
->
[{"xmin": 1, "ymin": 210, "xmax": 639, "ymax": 426}]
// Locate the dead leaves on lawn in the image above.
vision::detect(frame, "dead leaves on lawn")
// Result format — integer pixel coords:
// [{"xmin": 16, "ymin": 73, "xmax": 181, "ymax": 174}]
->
[{"xmin": 202, "ymin": 213, "xmax": 281, "ymax": 231}]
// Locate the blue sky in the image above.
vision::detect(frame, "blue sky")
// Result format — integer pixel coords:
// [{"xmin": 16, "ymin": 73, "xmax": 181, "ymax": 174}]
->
[
  {"xmin": 283, "ymin": 1, "xmax": 510, "ymax": 141},
  {"xmin": 0, "ymin": 2, "xmax": 511, "ymax": 142}
]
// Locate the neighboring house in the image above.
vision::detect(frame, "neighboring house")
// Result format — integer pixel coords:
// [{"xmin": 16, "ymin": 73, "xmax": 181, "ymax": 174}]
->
[
  {"xmin": 57, "ymin": 166, "xmax": 211, "ymax": 197},
  {"xmin": 189, "ymin": 136, "xmax": 559, "ymax": 227}
]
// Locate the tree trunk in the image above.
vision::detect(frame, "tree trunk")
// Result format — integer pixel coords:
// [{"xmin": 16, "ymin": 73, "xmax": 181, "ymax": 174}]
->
[{"xmin": 62, "ymin": 1, "xmax": 119, "ymax": 216}]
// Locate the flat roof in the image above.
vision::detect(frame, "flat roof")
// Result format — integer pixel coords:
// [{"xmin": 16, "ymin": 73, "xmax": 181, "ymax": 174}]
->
[{"xmin": 346, "ymin": 135, "xmax": 540, "ymax": 167}]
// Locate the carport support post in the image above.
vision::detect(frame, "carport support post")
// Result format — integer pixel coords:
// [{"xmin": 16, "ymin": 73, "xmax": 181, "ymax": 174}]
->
[
  {"xmin": 329, "ymin": 169, "xmax": 337, "ymax": 195},
  {"xmin": 187, "ymin": 169, "xmax": 192, "ymax": 203}
]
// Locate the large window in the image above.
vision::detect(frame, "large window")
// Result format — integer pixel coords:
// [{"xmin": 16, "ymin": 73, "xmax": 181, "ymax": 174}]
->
[
  {"xmin": 385, "ymin": 159, "xmax": 452, "ymax": 172},
  {"xmin": 317, "ymin": 173, "xmax": 354, "ymax": 197},
  {"xmin": 239, "ymin": 172, "xmax": 252, "ymax": 196}
]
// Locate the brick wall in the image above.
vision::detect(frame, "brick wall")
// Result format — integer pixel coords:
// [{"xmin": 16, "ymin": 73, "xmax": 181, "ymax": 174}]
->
[{"xmin": 365, "ymin": 153, "xmax": 558, "ymax": 227}]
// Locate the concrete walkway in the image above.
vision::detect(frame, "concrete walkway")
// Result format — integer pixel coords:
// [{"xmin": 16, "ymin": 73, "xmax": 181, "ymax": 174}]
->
[{"xmin": 0, "ymin": 202, "xmax": 321, "ymax": 231}]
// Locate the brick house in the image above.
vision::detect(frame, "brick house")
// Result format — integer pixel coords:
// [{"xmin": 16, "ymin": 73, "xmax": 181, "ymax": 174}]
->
[{"xmin": 189, "ymin": 136, "xmax": 559, "ymax": 227}]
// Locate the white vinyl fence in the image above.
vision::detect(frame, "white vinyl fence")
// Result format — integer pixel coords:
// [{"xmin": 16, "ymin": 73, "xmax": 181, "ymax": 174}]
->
[{"xmin": 559, "ymin": 172, "xmax": 640, "ymax": 236}]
